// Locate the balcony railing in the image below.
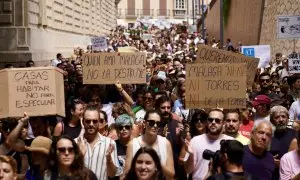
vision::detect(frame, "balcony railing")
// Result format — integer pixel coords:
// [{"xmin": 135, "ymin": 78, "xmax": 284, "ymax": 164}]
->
[
  {"xmin": 125, "ymin": 9, "xmax": 139, "ymax": 18},
  {"xmin": 173, "ymin": 9, "xmax": 186, "ymax": 18},
  {"xmin": 141, "ymin": 9, "xmax": 154, "ymax": 17},
  {"xmin": 157, "ymin": 9, "xmax": 172, "ymax": 17}
]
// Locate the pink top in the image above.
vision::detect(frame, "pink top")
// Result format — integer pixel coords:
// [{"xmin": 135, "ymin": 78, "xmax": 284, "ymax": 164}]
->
[{"xmin": 280, "ymin": 150, "xmax": 300, "ymax": 180}]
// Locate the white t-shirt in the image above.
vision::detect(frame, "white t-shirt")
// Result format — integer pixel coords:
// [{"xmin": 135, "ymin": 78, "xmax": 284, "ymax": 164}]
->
[
  {"xmin": 190, "ymin": 134, "xmax": 234, "ymax": 180},
  {"xmin": 102, "ymin": 103, "xmax": 114, "ymax": 125},
  {"xmin": 135, "ymin": 109, "xmax": 146, "ymax": 122},
  {"xmin": 289, "ymin": 100, "xmax": 300, "ymax": 127}
]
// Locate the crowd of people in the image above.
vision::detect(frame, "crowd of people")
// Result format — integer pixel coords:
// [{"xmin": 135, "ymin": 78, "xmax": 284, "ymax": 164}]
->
[{"xmin": 0, "ymin": 23, "xmax": 300, "ymax": 180}]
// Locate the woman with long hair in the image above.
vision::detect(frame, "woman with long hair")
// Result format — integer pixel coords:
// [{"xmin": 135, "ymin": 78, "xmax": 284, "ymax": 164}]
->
[
  {"xmin": 44, "ymin": 135, "xmax": 96, "ymax": 180},
  {"xmin": 124, "ymin": 147, "xmax": 165, "ymax": 180},
  {"xmin": 124, "ymin": 110, "xmax": 174, "ymax": 180}
]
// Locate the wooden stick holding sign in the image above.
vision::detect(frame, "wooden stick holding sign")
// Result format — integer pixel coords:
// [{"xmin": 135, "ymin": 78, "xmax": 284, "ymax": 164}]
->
[
  {"xmin": 185, "ymin": 63, "xmax": 247, "ymax": 109},
  {"xmin": 82, "ymin": 52, "xmax": 147, "ymax": 84},
  {"xmin": 196, "ymin": 44, "xmax": 259, "ymax": 87}
]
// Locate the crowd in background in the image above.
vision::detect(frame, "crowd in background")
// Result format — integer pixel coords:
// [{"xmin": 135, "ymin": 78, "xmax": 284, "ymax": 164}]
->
[{"xmin": 0, "ymin": 22, "xmax": 300, "ymax": 180}]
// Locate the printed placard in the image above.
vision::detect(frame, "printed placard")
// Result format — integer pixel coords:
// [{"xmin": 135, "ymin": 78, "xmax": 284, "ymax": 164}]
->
[
  {"xmin": 82, "ymin": 52, "xmax": 147, "ymax": 84},
  {"xmin": 185, "ymin": 63, "xmax": 247, "ymax": 109},
  {"xmin": 91, "ymin": 36, "xmax": 108, "ymax": 51},
  {"xmin": 288, "ymin": 53, "xmax": 300, "ymax": 73}
]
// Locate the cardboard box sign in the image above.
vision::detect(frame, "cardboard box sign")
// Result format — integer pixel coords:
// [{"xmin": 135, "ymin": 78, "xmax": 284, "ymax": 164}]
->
[
  {"xmin": 185, "ymin": 63, "xmax": 247, "ymax": 109},
  {"xmin": 82, "ymin": 52, "xmax": 147, "ymax": 84},
  {"xmin": 0, "ymin": 67, "xmax": 65, "ymax": 118},
  {"xmin": 196, "ymin": 45, "xmax": 259, "ymax": 87}
]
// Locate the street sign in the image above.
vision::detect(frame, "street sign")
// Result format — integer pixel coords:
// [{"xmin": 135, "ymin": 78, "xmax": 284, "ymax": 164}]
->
[{"xmin": 277, "ymin": 15, "xmax": 300, "ymax": 39}]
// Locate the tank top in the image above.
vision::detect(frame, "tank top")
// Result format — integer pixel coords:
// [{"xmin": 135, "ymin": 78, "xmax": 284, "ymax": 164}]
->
[{"xmin": 132, "ymin": 135, "xmax": 167, "ymax": 165}]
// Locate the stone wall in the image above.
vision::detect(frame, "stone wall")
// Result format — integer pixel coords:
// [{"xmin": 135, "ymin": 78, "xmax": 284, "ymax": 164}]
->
[
  {"xmin": 0, "ymin": 0, "xmax": 118, "ymax": 67},
  {"xmin": 260, "ymin": 0, "xmax": 300, "ymax": 57},
  {"xmin": 205, "ymin": 0, "xmax": 264, "ymax": 46}
]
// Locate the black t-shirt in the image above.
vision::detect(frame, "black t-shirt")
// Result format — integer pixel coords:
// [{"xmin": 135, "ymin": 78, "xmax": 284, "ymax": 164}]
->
[
  {"xmin": 109, "ymin": 140, "xmax": 128, "ymax": 180},
  {"xmin": 207, "ymin": 171, "xmax": 258, "ymax": 180},
  {"xmin": 63, "ymin": 123, "xmax": 81, "ymax": 139}
]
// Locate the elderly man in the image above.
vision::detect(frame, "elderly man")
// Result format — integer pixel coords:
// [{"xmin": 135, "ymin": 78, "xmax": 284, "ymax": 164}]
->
[
  {"xmin": 269, "ymin": 105, "xmax": 297, "ymax": 180},
  {"xmin": 280, "ymin": 132, "xmax": 300, "ymax": 180},
  {"xmin": 243, "ymin": 120, "xmax": 275, "ymax": 179}
]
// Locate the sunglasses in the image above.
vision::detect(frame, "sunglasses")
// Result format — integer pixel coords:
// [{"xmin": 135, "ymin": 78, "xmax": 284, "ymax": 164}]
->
[
  {"xmin": 271, "ymin": 85, "xmax": 279, "ymax": 88},
  {"xmin": 260, "ymin": 79, "xmax": 270, "ymax": 83},
  {"xmin": 117, "ymin": 125, "xmax": 131, "ymax": 131},
  {"xmin": 57, "ymin": 147, "xmax": 74, "ymax": 154},
  {"xmin": 146, "ymin": 120, "xmax": 164, "ymax": 127},
  {"xmin": 207, "ymin": 118, "xmax": 222, "ymax": 124},
  {"xmin": 84, "ymin": 119, "xmax": 99, "ymax": 125}
]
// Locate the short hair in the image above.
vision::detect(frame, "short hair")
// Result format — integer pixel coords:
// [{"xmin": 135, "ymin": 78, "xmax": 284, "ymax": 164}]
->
[
  {"xmin": 154, "ymin": 95, "xmax": 172, "ymax": 110},
  {"xmin": 208, "ymin": 109, "xmax": 225, "ymax": 121},
  {"xmin": 270, "ymin": 105, "xmax": 288, "ymax": 121},
  {"xmin": 83, "ymin": 104, "xmax": 99, "ymax": 118},
  {"xmin": 275, "ymin": 53, "xmax": 282, "ymax": 57},
  {"xmin": 0, "ymin": 155, "xmax": 17, "ymax": 174},
  {"xmin": 220, "ymin": 140, "xmax": 244, "ymax": 166},
  {"xmin": 252, "ymin": 120, "xmax": 273, "ymax": 134},
  {"xmin": 225, "ymin": 109, "xmax": 240, "ymax": 120},
  {"xmin": 259, "ymin": 72, "xmax": 271, "ymax": 80},
  {"xmin": 56, "ymin": 53, "xmax": 62, "ymax": 59}
]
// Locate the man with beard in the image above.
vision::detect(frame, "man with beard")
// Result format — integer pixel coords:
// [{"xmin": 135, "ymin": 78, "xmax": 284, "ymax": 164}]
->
[
  {"xmin": 76, "ymin": 105, "xmax": 119, "ymax": 179},
  {"xmin": 155, "ymin": 95, "xmax": 185, "ymax": 179},
  {"xmin": 269, "ymin": 105, "xmax": 297, "ymax": 180},
  {"xmin": 184, "ymin": 109, "xmax": 234, "ymax": 180},
  {"xmin": 224, "ymin": 110, "xmax": 249, "ymax": 145},
  {"xmin": 250, "ymin": 72, "xmax": 282, "ymax": 106}
]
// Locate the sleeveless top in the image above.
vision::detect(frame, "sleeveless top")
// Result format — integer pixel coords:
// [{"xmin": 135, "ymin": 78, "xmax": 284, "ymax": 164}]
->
[{"xmin": 132, "ymin": 135, "xmax": 167, "ymax": 165}]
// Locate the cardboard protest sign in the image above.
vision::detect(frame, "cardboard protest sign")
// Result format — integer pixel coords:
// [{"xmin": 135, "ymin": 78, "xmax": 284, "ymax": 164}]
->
[
  {"xmin": 241, "ymin": 45, "xmax": 271, "ymax": 68},
  {"xmin": 118, "ymin": 47, "xmax": 139, "ymax": 52},
  {"xmin": 196, "ymin": 45, "xmax": 259, "ymax": 87},
  {"xmin": 185, "ymin": 63, "xmax": 247, "ymax": 109},
  {"xmin": 0, "ymin": 67, "xmax": 65, "ymax": 118},
  {"xmin": 82, "ymin": 52, "xmax": 146, "ymax": 84},
  {"xmin": 91, "ymin": 36, "xmax": 107, "ymax": 51},
  {"xmin": 288, "ymin": 53, "xmax": 300, "ymax": 73}
]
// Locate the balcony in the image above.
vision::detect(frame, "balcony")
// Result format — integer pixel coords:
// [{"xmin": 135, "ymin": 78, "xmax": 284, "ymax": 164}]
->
[
  {"xmin": 140, "ymin": 9, "xmax": 154, "ymax": 18},
  {"xmin": 173, "ymin": 9, "xmax": 186, "ymax": 18},
  {"xmin": 125, "ymin": 9, "xmax": 139, "ymax": 18},
  {"xmin": 157, "ymin": 9, "xmax": 172, "ymax": 18}
]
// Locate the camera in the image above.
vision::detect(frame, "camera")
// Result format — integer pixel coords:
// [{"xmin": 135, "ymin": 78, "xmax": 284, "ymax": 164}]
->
[{"xmin": 202, "ymin": 149, "xmax": 222, "ymax": 174}]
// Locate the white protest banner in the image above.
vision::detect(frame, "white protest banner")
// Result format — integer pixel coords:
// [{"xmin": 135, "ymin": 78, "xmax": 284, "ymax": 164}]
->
[
  {"xmin": 82, "ymin": 52, "xmax": 146, "ymax": 84},
  {"xmin": 288, "ymin": 53, "xmax": 300, "ymax": 73},
  {"xmin": 277, "ymin": 15, "xmax": 300, "ymax": 39},
  {"xmin": 91, "ymin": 36, "xmax": 108, "ymax": 51},
  {"xmin": 241, "ymin": 45, "xmax": 271, "ymax": 68},
  {"xmin": 0, "ymin": 67, "xmax": 65, "ymax": 118},
  {"xmin": 185, "ymin": 63, "xmax": 247, "ymax": 109}
]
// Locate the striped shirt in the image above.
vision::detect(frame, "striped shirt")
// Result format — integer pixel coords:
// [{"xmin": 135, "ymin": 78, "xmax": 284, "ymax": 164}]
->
[{"xmin": 76, "ymin": 133, "xmax": 119, "ymax": 180}]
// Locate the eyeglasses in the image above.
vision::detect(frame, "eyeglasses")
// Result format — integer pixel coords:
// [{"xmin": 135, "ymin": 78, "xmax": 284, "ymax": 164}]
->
[
  {"xmin": 196, "ymin": 118, "xmax": 207, "ymax": 124},
  {"xmin": 260, "ymin": 79, "xmax": 270, "ymax": 83},
  {"xmin": 57, "ymin": 147, "xmax": 74, "ymax": 154},
  {"xmin": 207, "ymin": 118, "xmax": 222, "ymax": 124},
  {"xmin": 146, "ymin": 120, "xmax": 164, "ymax": 127},
  {"xmin": 84, "ymin": 119, "xmax": 99, "ymax": 125},
  {"xmin": 116, "ymin": 125, "xmax": 131, "ymax": 131}
]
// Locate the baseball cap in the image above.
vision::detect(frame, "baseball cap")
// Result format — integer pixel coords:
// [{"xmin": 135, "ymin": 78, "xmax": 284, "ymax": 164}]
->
[{"xmin": 252, "ymin": 95, "xmax": 271, "ymax": 107}]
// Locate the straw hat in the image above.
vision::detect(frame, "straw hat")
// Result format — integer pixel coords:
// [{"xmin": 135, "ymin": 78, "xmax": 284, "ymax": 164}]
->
[{"xmin": 26, "ymin": 136, "xmax": 52, "ymax": 155}]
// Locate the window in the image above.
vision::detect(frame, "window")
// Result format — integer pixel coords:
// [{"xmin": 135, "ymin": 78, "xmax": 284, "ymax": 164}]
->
[
  {"xmin": 175, "ymin": 0, "xmax": 185, "ymax": 9},
  {"xmin": 194, "ymin": 0, "xmax": 200, "ymax": 15}
]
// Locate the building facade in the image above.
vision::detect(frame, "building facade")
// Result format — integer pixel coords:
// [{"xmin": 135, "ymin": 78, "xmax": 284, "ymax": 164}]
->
[
  {"xmin": 117, "ymin": 0, "xmax": 211, "ymax": 26},
  {"xmin": 0, "ymin": 0, "xmax": 119, "ymax": 67}
]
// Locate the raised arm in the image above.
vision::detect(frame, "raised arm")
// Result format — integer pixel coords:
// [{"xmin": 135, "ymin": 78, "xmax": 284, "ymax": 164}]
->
[{"xmin": 115, "ymin": 81, "xmax": 134, "ymax": 106}]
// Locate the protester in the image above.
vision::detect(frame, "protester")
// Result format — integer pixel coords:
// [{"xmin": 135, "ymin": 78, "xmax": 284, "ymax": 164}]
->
[
  {"xmin": 243, "ymin": 120, "xmax": 275, "ymax": 179},
  {"xmin": 184, "ymin": 109, "xmax": 234, "ymax": 180},
  {"xmin": 124, "ymin": 147, "xmax": 165, "ymax": 180},
  {"xmin": 44, "ymin": 135, "xmax": 97, "ymax": 179},
  {"xmin": 124, "ymin": 110, "xmax": 175, "ymax": 180},
  {"xmin": 76, "ymin": 105, "xmax": 119, "ymax": 179},
  {"xmin": 224, "ymin": 110, "xmax": 249, "ymax": 145},
  {"xmin": 0, "ymin": 155, "xmax": 18, "ymax": 180}
]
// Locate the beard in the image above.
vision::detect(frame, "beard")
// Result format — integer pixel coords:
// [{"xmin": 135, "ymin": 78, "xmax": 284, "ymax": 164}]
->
[
  {"xmin": 208, "ymin": 125, "xmax": 223, "ymax": 135},
  {"xmin": 275, "ymin": 124, "xmax": 287, "ymax": 131}
]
